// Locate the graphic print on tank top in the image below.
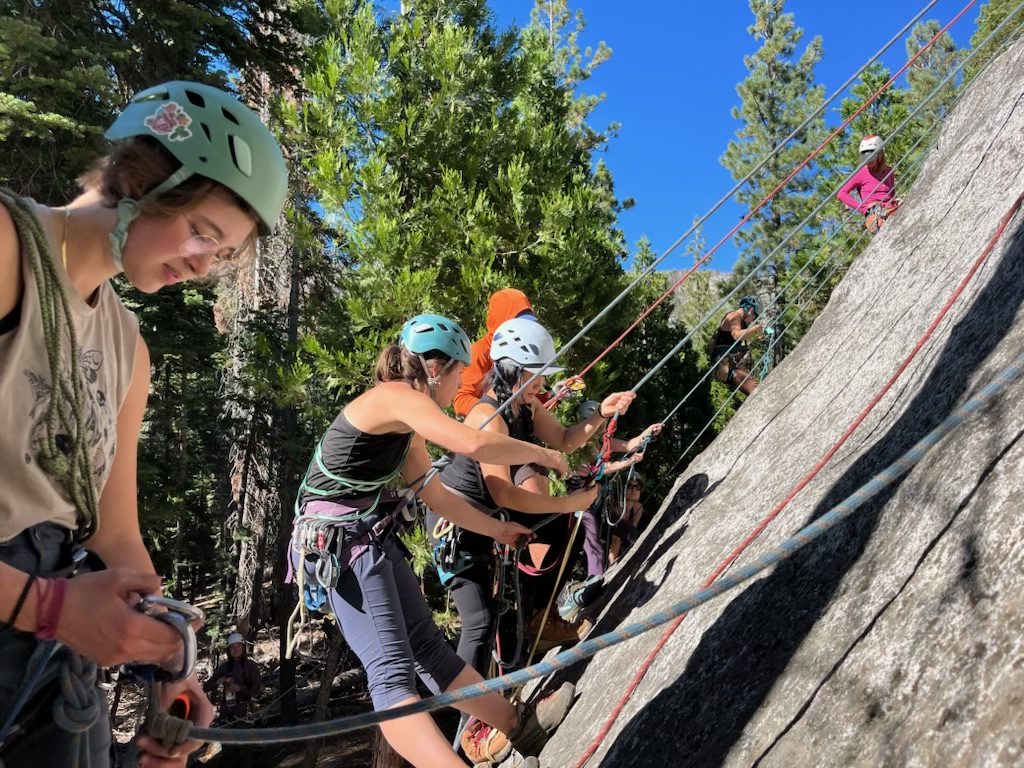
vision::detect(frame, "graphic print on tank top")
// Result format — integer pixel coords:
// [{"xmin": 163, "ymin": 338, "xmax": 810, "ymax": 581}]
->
[{"xmin": 24, "ymin": 347, "xmax": 117, "ymax": 489}]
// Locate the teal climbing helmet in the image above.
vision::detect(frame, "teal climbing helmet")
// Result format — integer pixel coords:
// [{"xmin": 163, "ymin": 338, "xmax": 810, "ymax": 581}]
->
[
  {"xmin": 739, "ymin": 295, "xmax": 763, "ymax": 317},
  {"xmin": 105, "ymin": 81, "xmax": 287, "ymax": 234},
  {"xmin": 400, "ymin": 314, "xmax": 471, "ymax": 364}
]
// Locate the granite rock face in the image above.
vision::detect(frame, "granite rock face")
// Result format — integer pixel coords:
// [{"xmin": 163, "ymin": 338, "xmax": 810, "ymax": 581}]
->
[{"xmin": 537, "ymin": 39, "xmax": 1024, "ymax": 768}]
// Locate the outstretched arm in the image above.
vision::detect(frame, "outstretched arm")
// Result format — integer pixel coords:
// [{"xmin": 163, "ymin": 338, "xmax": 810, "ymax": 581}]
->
[{"xmin": 351, "ymin": 383, "xmax": 567, "ymax": 475}]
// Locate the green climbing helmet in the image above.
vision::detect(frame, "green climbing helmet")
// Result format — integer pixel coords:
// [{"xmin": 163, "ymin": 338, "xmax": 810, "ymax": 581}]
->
[
  {"xmin": 578, "ymin": 399, "xmax": 601, "ymax": 421},
  {"xmin": 400, "ymin": 314, "xmax": 472, "ymax": 365},
  {"xmin": 739, "ymin": 295, "xmax": 762, "ymax": 317},
  {"xmin": 105, "ymin": 81, "xmax": 287, "ymax": 234}
]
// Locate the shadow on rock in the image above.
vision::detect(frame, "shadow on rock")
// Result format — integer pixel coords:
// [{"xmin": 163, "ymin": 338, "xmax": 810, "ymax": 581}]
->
[{"xmin": 598, "ymin": 221, "xmax": 1024, "ymax": 768}]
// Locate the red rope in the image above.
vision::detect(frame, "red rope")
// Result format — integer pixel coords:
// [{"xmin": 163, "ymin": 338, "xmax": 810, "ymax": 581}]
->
[
  {"xmin": 571, "ymin": 190, "xmax": 1023, "ymax": 768},
  {"xmin": 551, "ymin": 0, "xmax": 978, "ymax": 407}
]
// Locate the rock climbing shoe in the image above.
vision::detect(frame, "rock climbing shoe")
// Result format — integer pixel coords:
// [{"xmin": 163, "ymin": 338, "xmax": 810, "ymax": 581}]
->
[
  {"xmin": 462, "ymin": 716, "xmax": 513, "ymax": 765},
  {"xmin": 556, "ymin": 575, "xmax": 604, "ymax": 622},
  {"xmin": 508, "ymin": 681, "xmax": 576, "ymax": 757},
  {"xmin": 529, "ymin": 612, "xmax": 581, "ymax": 652}
]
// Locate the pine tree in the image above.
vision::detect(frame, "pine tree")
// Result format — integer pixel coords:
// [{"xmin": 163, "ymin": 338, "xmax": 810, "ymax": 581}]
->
[
  {"xmin": 719, "ymin": 0, "xmax": 828, "ymax": 379},
  {"xmin": 904, "ymin": 20, "xmax": 962, "ymax": 138},
  {"xmin": 964, "ymin": 0, "xmax": 1024, "ymax": 81},
  {"xmin": 720, "ymin": 0, "xmax": 828, "ymax": 287}
]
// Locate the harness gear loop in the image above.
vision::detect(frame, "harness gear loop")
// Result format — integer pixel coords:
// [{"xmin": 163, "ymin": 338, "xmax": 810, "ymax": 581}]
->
[{"xmin": 491, "ymin": 537, "xmax": 526, "ymax": 670}]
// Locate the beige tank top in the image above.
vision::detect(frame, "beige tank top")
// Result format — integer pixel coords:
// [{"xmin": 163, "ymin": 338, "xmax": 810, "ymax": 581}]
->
[{"xmin": 0, "ymin": 202, "xmax": 139, "ymax": 541}]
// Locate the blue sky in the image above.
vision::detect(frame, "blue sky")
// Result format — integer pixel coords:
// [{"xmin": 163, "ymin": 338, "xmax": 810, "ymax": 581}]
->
[{"xmin": 488, "ymin": 1, "xmax": 984, "ymax": 271}]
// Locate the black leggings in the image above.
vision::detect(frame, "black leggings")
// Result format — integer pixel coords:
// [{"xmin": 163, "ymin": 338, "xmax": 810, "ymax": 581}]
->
[{"xmin": 449, "ymin": 561, "xmax": 496, "ymax": 674}]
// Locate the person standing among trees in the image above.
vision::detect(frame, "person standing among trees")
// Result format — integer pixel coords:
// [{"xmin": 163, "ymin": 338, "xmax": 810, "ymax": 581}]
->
[
  {"xmin": 289, "ymin": 314, "xmax": 577, "ymax": 768},
  {"xmin": 837, "ymin": 134, "xmax": 901, "ymax": 234},
  {"xmin": 205, "ymin": 632, "xmax": 263, "ymax": 722},
  {"xmin": 0, "ymin": 81, "xmax": 288, "ymax": 767},
  {"xmin": 709, "ymin": 295, "xmax": 766, "ymax": 396}
]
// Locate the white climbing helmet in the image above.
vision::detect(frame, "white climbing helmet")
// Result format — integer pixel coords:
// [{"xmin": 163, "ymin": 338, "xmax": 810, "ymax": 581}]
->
[
  {"xmin": 859, "ymin": 135, "xmax": 883, "ymax": 155},
  {"xmin": 491, "ymin": 318, "xmax": 564, "ymax": 375}
]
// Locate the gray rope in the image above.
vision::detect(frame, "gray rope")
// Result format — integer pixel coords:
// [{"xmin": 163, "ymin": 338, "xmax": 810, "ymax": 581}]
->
[
  {"xmin": 629, "ymin": 0, "xmax": 1024, "ymax": 396},
  {"xmin": 184, "ymin": 350, "xmax": 1024, "ymax": 745},
  {"xmin": 474, "ymin": 0, "xmax": 941, "ymax": 430}
]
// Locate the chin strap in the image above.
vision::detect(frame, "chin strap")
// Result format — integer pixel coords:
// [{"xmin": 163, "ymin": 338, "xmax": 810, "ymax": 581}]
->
[
  {"xmin": 107, "ymin": 167, "xmax": 194, "ymax": 274},
  {"xmin": 418, "ymin": 354, "xmax": 454, "ymax": 397}
]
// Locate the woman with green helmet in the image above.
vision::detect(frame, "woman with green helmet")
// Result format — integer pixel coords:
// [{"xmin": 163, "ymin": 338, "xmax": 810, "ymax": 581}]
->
[
  {"xmin": 0, "ymin": 81, "xmax": 287, "ymax": 767},
  {"xmin": 288, "ymin": 312, "xmax": 578, "ymax": 767}
]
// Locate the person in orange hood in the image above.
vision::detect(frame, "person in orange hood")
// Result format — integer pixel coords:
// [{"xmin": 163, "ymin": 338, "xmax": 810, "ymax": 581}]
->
[{"xmin": 454, "ymin": 288, "xmax": 537, "ymax": 417}]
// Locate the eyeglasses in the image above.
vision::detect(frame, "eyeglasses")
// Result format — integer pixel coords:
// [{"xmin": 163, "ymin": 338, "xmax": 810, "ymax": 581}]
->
[
  {"xmin": 627, "ymin": 482, "xmax": 642, "ymax": 489},
  {"xmin": 180, "ymin": 215, "xmax": 242, "ymax": 266}
]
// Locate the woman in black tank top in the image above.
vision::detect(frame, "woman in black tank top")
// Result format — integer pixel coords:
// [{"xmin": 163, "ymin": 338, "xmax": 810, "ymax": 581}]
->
[{"xmin": 289, "ymin": 314, "xmax": 574, "ymax": 767}]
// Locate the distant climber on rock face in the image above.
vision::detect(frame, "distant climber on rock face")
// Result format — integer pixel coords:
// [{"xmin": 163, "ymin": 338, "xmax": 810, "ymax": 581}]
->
[
  {"xmin": 837, "ymin": 134, "xmax": 901, "ymax": 234},
  {"xmin": 709, "ymin": 295, "xmax": 765, "ymax": 397}
]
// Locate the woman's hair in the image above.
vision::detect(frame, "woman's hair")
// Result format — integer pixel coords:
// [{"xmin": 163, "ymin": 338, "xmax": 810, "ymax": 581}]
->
[
  {"xmin": 375, "ymin": 345, "xmax": 452, "ymax": 388},
  {"xmin": 77, "ymin": 136, "xmax": 259, "ymax": 256},
  {"xmin": 487, "ymin": 358, "xmax": 534, "ymax": 437}
]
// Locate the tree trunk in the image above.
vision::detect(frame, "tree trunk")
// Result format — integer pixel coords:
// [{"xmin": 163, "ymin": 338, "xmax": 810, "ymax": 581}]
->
[
  {"xmin": 371, "ymin": 731, "xmax": 408, "ymax": 768},
  {"xmin": 302, "ymin": 628, "xmax": 345, "ymax": 768}
]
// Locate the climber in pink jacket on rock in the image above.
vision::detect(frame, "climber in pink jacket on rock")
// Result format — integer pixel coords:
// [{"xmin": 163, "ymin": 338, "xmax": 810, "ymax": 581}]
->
[{"xmin": 837, "ymin": 135, "xmax": 901, "ymax": 234}]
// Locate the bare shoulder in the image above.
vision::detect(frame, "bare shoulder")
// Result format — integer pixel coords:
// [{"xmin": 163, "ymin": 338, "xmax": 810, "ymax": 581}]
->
[{"xmin": 0, "ymin": 203, "xmax": 22, "ymax": 320}]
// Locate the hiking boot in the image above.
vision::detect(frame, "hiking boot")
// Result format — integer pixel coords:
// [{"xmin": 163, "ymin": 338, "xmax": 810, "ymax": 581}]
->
[
  {"xmin": 508, "ymin": 681, "xmax": 576, "ymax": 756},
  {"xmin": 556, "ymin": 575, "xmax": 604, "ymax": 623},
  {"xmin": 461, "ymin": 716, "xmax": 513, "ymax": 765},
  {"xmin": 529, "ymin": 612, "xmax": 581, "ymax": 652}
]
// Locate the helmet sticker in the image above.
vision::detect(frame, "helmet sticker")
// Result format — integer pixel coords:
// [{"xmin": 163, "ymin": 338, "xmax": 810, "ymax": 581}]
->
[{"xmin": 144, "ymin": 102, "xmax": 193, "ymax": 142}]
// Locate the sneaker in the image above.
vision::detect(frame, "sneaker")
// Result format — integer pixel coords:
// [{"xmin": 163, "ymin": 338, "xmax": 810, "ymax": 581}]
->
[
  {"xmin": 556, "ymin": 575, "xmax": 604, "ymax": 622},
  {"xmin": 529, "ymin": 612, "xmax": 581, "ymax": 652},
  {"xmin": 508, "ymin": 682, "xmax": 576, "ymax": 756},
  {"xmin": 462, "ymin": 716, "xmax": 512, "ymax": 765}
]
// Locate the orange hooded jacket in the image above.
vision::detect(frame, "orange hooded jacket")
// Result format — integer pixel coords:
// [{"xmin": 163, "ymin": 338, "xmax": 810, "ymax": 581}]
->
[{"xmin": 453, "ymin": 288, "xmax": 534, "ymax": 417}]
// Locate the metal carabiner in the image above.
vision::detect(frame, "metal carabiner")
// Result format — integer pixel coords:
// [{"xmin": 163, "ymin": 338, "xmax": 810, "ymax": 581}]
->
[{"xmin": 122, "ymin": 595, "xmax": 203, "ymax": 684}]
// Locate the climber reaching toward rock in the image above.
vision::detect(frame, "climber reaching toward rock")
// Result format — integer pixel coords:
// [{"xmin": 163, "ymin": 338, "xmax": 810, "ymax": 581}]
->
[
  {"xmin": 837, "ymin": 134, "xmax": 901, "ymax": 234},
  {"xmin": 287, "ymin": 313, "xmax": 576, "ymax": 768},
  {"xmin": 709, "ymin": 295, "xmax": 765, "ymax": 396}
]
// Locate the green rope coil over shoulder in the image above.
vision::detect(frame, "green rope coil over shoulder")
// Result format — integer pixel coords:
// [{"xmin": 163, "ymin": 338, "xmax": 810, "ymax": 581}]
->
[
  {"xmin": 0, "ymin": 190, "xmax": 99, "ymax": 540},
  {"xmin": 294, "ymin": 436, "xmax": 411, "ymax": 521}
]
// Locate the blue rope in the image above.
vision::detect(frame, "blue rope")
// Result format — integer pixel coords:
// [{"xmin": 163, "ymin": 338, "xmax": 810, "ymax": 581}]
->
[{"xmin": 187, "ymin": 350, "xmax": 1024, "ymax": 745}]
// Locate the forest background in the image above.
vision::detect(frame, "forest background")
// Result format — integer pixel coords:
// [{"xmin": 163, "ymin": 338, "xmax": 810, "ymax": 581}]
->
[{"xmin": 1, "ymin": 0, "xmax": 1019, "ymax": 748}]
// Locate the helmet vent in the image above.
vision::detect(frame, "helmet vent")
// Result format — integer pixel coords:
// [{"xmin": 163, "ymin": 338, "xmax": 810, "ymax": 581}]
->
[
  {"xmin": 230, "ymin": 135, "xmax": 254, "ymax": 177},
  {"xmin": 185, "ymin": 90, "xmax": 206, "ymax": 108},
  {"xmin": 221, "ymin": 107, "xmax": 240, "ymax": 125},
  {"xmin": 201, "ymin": 123, "xmax": 212, "ymax": 142}
]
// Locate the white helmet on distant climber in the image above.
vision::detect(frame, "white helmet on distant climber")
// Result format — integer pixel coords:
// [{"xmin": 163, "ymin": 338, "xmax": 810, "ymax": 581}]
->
[
  {"xmin": 491, "ymin": 318, "xmax": 564, "ymax": 375},
  {"xmin": 859, "ymin": 135, "xmax": 883, "ymax": 155}
]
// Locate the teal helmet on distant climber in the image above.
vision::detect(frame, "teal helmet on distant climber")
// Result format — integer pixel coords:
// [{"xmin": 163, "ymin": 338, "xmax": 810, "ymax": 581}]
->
[
  {"xmin": 400, "ymin": 313, "xmax": 471, "ymax": 393},
  {"xmin": 400, "ymin": 314, "xmax": 472, "ymax": 365},
  {"xmin": 739, "ymin": 295, "xmax": 762, "ymax": 317},
  {"xmin": 103, "ymin": 81, "xmax": 288, "ymax": 268}
]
